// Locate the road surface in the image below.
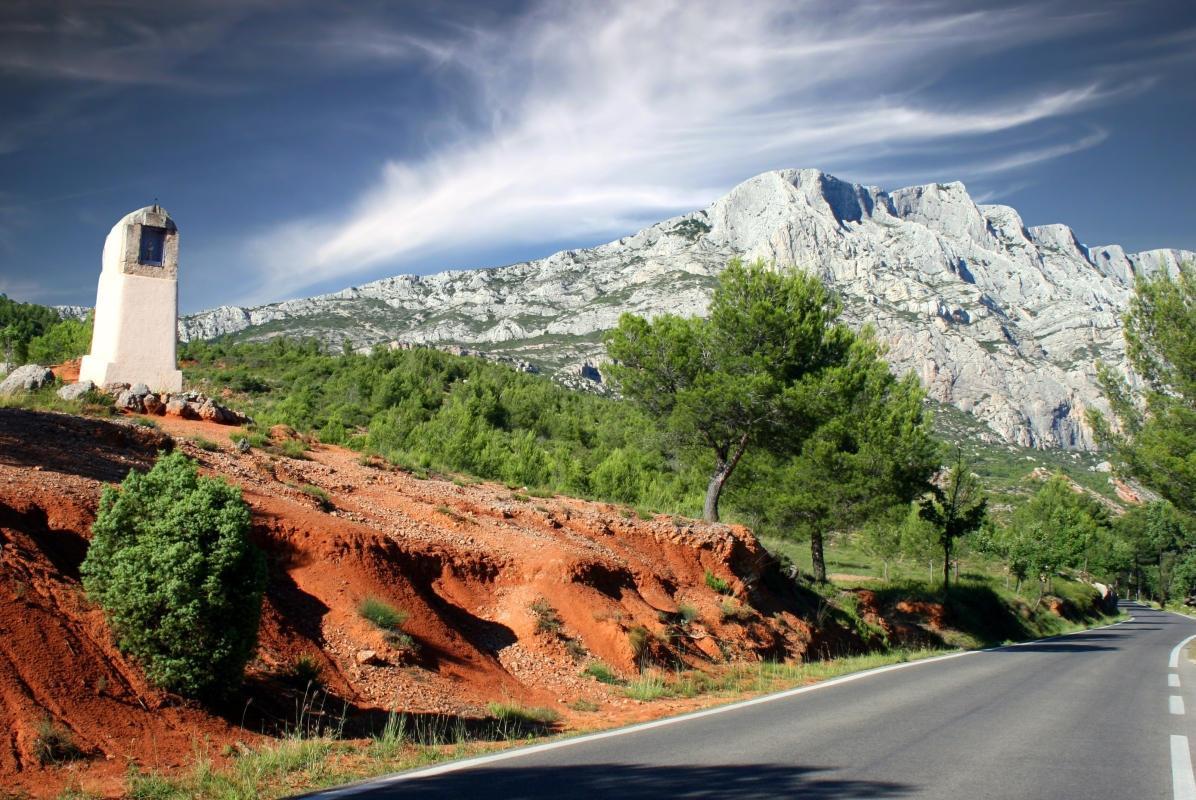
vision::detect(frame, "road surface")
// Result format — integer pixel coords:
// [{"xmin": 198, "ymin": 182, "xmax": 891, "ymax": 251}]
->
[{"xmin": 306, "ymin": 603, "xmax": 1196, "ymax": 799}]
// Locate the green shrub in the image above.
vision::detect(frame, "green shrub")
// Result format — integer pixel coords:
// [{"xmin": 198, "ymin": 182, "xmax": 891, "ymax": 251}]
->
[
  {"xmin": 190, "ymin": 436, "xmax": 219, "ymax": 452},
  {"xmin": 677, "ymin": 603, "xmax": 701, "ymax": 626},
  {"xmin": 80, "ymin": 452, "xmax": 265, "ymax": 699},
  {"xmin": 704, "ymin": 570, "xmax": 732, "ymax": 595},
  {"xmin": 358, "ymin": 596, "xmax": 408, "ymax": 630}
]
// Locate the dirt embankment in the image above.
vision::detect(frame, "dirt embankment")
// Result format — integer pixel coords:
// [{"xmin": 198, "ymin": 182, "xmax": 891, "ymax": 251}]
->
[{"xmin": 0, "ymin": 408, "xmax": 872, "ymax": 796}]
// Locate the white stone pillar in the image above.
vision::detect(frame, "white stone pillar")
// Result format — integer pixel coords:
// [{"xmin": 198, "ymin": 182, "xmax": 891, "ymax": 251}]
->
[{"xmin": 80, "ymin": 205, "xmax": 183, "ymax": 392}]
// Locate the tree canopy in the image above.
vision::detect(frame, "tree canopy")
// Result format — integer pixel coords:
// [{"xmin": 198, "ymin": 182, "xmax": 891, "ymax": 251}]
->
[
  {"xmin": 604, "ymin": 258, "xmax": 859, "ymax": 522},
  {"xmin": 1094, "ymin": 263, "xmax": 1196, "ymax": 515}
]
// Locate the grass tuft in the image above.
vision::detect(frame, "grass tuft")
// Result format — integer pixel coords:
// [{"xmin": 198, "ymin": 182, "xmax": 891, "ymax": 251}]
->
[
  {"xmin": 704, "ymin": 571, "xmax": 732, "ymax": 595},
  {"xmin": 358, "ymin": 597, "xmax": 408, "ymax": 631}
]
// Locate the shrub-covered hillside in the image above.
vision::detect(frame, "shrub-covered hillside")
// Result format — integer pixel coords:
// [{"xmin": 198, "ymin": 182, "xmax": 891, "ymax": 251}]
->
[{"xmin": 182, "ymin": 338, "xmax": 711, "ymax": 514}]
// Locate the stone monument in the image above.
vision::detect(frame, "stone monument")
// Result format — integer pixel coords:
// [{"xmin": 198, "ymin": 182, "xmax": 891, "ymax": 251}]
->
[{"xmin": 80, "ymin": 205, "xmax": 183, "ymax": 392}]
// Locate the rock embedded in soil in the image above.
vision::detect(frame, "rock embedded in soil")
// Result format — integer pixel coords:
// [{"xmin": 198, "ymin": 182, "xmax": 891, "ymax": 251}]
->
[{"xmin": 56, "ymin": 380, "xmax": 95, "ymax": 401}]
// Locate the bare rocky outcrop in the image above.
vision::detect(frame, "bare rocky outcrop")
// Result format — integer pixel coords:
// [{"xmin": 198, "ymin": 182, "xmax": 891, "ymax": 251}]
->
[{"xmin": 176, "ymin": 168, "xmax": 1194, "ymax": 449}]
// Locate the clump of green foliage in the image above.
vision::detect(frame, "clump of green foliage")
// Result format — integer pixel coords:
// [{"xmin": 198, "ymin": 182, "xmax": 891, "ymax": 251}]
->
[
  {"xmin": 719, "ymin": 598, "xmax": 754, "ymax": 623},
  {"xmin": 704, "ymin": 570, "xmax": 732, "ymax": 595},
  {"xmin": 0, "ymin": 293, "xmax": 92, "ymax": 368},
  {"xmin": 179, "ymin": 337, "xmax": 704, "ymax": 515},
  {"xmin": 582, "ymin": 661, "xmax": 622, "ymax": 685},
  {"xmin": 297, "ymin": 483, "xmax": 334, "ymax": 512},
  {"xmin": 358, "ymin": 596, "xmax": 409, "ymax": 631},
  {"xmin": 485, "ymin": 701, "xmax": 560, "ymax": 730},
  {"xmin": 529, "ymin": 597, "xmax": 563, "ymax": 634},
  {"xmin": 80, "ymin": 452, "xmax": 266, "ymax": 699},
  {"xmin": 279, "ymin": 654, "xmax": 323, "ymax": 690},
  {"xmin": 626, "ymin": 625, "xmax": 651, "ymax": 664}
]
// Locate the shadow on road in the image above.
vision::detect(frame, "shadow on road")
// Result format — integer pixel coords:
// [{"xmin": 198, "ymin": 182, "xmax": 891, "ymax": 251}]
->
[{"xmin": 364, "ymin": 762, "xmax": 912, "ymax": 798}]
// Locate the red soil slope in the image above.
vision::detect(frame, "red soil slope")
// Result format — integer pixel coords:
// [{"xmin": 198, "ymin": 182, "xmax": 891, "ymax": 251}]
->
[{"xmin": 0, "ymin": 408, "xmax": 853, "ymax": 796}]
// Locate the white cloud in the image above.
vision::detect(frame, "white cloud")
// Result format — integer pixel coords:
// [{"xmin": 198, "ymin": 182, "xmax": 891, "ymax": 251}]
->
[{"xmin": 244, "ymin": 0, "xmax": 1127, "ymax": 303}]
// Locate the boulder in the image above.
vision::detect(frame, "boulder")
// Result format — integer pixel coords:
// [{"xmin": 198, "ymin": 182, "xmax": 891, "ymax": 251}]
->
[
  {"xmin": 129, "ymin": 383, "xmax": 151, "ymax": 397},
  {"xmin": 164, "ymin": 398, "xmax": 190, "ymax": 418},
  {"xmin": 142, "ymin": 393, "xmax": 163, "ymax": 415},
  {"xmin": 56, "ymin": 380, "xmax": 96, "ymax": 401},
  {"xmin": 197, "ymin": 400, "xmax": 223, "ymax": 422},
  {"xmin": 114, "ymin": 389, "xmax": 144, "ymax": 412},
  {"xmin": 355, "ymin": 649, "xmax": 382, "ymax": 666},
  {"xmin": 0, "ymin": 365, "xmax": 54, "ymax": 396}
]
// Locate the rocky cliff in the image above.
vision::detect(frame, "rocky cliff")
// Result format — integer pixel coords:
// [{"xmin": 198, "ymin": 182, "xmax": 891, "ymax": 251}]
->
[{"xmin": 179, "ymin": 169, "xmax": 1194, "ymax": 449}]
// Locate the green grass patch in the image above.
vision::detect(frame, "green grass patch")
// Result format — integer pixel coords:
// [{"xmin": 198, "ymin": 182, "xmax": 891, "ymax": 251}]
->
[
  {"xmin": 704, "ymin": 571, "xmax": 732, "ymax": 595},
  {"xmin": 358, "ymin": 597, "xmax": 408, "ymax": 631},
  {"xmin": 581, "ymin": 661, "xmax": 622, "ymax": 685}
]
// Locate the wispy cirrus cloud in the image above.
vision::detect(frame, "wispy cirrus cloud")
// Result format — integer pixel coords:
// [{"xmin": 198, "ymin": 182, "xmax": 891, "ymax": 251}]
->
[{"xmin": 241, "ymin": 0, "xmax": 1135, "ymax": 304}]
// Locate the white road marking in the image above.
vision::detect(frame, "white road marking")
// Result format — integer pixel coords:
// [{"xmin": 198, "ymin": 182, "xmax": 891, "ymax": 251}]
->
[
  {"xmin": 1173, "ymin": 696, "xmax": 1187, "ymax": 715},
  {"xmin": 1172, "ymin": 635, "xmax": 1196, "ymax": 669},
  {"xmin": 1173, "ymin": 735, "xmax": 1196, "ymax": 800},
  {"xmin": 1173, "ymin": 674, "xmax": 1183, "ymax": 688}
]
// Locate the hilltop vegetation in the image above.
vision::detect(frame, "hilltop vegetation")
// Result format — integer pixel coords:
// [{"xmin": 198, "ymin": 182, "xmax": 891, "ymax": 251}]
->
[{"xmin": 0, "ymin": 293, "xmax": 91, "ymax": 366}]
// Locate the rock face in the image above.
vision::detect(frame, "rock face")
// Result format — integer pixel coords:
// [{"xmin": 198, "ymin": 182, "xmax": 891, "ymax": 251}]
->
[
  {"xmin": 178, "ymin": 169, "xmax": 1195, "ymax": 449},
  {"xmin": 0, "ymin": 365, "xmax": 54, "ymax": 396}
]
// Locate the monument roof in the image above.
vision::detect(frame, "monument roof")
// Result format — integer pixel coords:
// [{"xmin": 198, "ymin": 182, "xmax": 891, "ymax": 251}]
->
[{"xmin": 111, "ymin": 204, "xmax": 177, "ymax": 234}]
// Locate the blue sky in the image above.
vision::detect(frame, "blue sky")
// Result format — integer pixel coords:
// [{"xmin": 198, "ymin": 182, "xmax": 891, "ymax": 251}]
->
[{"xmin": 0, "ymin": 0, "xmax": 1193, "ymax": 313}]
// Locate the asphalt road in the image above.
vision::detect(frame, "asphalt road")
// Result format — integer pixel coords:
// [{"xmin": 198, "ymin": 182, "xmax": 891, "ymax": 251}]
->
[{"xmin": 308, "ymin": 602, "xmax": 1196, "ymax": 799}]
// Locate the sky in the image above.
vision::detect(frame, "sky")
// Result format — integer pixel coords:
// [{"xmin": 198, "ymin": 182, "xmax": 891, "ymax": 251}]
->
[{"xmin": 0, "ymin": 0, "xmax": 1194, "ymax": 314}]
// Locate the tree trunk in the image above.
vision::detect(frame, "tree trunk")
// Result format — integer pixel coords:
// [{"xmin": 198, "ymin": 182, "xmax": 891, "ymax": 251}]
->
[
  {"xmin": 701, "ymin": 435, "xmax": 750, "ymax": 524},
  {"xmin": 811, "ymin": 532, "xmax": 827, "ymax": 584},
  {"xmin": 942, "ymin": 539, "xmax": 952, "ymax": 593},
  {"xmin": 882, "ymin": 560, "xmax": 889, "ymax": 583},
  {"xmin": 703, "ymin": 462, "xmax": 731, "ymax": 523}
]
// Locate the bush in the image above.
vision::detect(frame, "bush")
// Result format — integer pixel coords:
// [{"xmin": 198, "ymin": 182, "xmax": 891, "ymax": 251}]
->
[
  {"xmin": 358, "ymin": 596, "xmax": 408, "ymax": 630},
  {"xmin": 80, "ymin": 452, "xmax": 266, "ymax": 699}
]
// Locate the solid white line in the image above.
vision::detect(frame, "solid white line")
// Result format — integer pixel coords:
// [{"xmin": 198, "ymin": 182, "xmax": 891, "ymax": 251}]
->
[
  {"xmin": 1173, "ymin": 674, "xmax": 1182, "ymax": 688},
  {"xmin": 1172, "ymin": 696, "xmax": 1186, "ymax": 715},
  {"xmin": 1173, "ymin": 735, "xmax": 1196, "ymax": 800},
  {"xmin": 306, "ymin": 616, "xmax": 1134, "ymax": 798},
  {"xmin": 1171, "ymin": 635, "xmax": 1196, "ymax": 669}
]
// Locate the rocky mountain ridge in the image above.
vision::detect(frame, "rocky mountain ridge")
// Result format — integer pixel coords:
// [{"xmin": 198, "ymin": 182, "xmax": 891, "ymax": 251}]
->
[{"xmin": 178, "ymin": 169, "xmax": 1194, "ymax": 449}]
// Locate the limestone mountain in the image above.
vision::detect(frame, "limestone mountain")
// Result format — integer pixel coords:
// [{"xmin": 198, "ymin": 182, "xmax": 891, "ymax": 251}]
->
[{"xmin": 179, "ymin": 169, "xmax": 1194, "ymax": 450}]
